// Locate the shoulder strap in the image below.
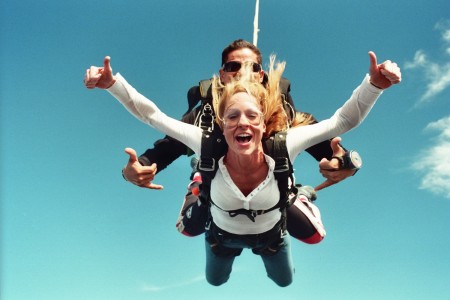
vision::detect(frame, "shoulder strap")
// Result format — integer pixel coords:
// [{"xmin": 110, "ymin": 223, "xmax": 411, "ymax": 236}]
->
[
  {"xmin": 264, "ymin": 131, "xmax": 296, "ymax": 208},
  {"xmin": 199, "ymin": 79, "xmax": 213, "ymax": 99},
  {"xmin": 186, "ymin": 77, "xmax": 224, "ymax": 205},
  {"xmin": 279, "ymin": 77, "xmax": 291, "ymax": 97},
  {"xmin": 185, "ymin": 79, "xmax": 213, "ymax": 115},
  {"xmin": 193, "ymin": 98, "xmax": 227, "ymax": 205},
  {"xmin": 263, "ymin": 131, "xmax": 297, "ymax": 232},
  {"xmin": 203, "ymin": 131, "xmax": 296, "ymax": 222},
  {"xmin": 279, "ymin": 78, "xmax": 296, "ymax": 125},
  {"xmin": 198, "ymin": 129, "xmax": 226, "ymax": 174},
  {"xmin": 196, "ymin": 128, "xmax": 227, "ymax": 206}
]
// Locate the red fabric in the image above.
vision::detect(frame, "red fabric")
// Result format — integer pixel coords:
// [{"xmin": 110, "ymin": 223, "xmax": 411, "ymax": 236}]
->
[{"xmin": 298, "ymin": 232, "xmax": 324, "ymax": 244}]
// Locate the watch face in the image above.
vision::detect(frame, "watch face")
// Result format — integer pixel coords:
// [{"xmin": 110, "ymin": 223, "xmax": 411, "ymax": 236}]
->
[{"xmin": 350, "ymin": 151, "xmax": 363, "ymax": 169}]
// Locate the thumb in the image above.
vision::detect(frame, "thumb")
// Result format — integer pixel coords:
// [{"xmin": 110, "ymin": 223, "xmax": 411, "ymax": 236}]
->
[
  {"xmin": 330, "ymin": 136, "xmax": 345, "ymax": 157},
  {"xmin": 368, "ymin": 51, "xmax": 378, "ymax": 74},
  {"xmin": 124, "ymin": 147, "xmax": 138, "ymax": 164},
  {"xmin": 104, "ymin": 56, "xmax": 112, "ymax": 74}
]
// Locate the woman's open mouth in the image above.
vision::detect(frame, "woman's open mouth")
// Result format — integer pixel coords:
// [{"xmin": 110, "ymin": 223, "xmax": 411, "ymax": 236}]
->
[{"xmin": 235, "ymin": 133, "xmax": 252, "ymax": 143}]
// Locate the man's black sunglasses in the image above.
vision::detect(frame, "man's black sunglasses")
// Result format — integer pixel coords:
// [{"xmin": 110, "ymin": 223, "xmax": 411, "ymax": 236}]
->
[{"xmin": 222, "ymin": 61, "xmax": 262, "ymax": 73}]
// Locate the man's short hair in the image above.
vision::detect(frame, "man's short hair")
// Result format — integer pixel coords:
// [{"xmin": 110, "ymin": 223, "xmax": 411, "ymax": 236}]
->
[{"xmin": 221, "ymin": 39, "xmax": 263, "ymax": 66}]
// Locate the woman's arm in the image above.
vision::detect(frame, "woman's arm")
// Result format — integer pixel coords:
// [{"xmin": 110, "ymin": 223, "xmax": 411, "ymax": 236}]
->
[
  {"xmin": 287, "ymin": 51, "xmax": 401, "ymax": 161},
  {"xmin": 287, "ymin": 75, "xmax": 382, "ymax": 160},
  {"xmin": 84, "ymin": 56, "xmax": 203, "ymax": 154},
  {"xmin": 107, "ymin": 73, "xmax": 202, "ymax": 154}
]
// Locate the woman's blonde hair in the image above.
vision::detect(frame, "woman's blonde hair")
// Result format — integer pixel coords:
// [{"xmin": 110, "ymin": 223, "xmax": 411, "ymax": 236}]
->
[
  {"xmin": 212, "ymin": 55, "xmax": 293, "ymax": 138},
  {"xmin": 292, "ymin": 112, "xmax": 315, "ymax": 127}
]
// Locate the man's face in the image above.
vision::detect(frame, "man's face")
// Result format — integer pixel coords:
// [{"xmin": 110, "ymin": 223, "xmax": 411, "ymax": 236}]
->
[{"xmin": 219, "ymin": 48, "xmax": 264, "ymax": 84}]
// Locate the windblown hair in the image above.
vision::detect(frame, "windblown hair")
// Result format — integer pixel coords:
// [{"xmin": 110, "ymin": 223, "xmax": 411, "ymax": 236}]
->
[
  {"xmin": 292, "ymin": 112, "xmax": 315, "ymax": 127},
  {"xmin": 212, "ymin": 55, "xmax": 291, "ymax": 138}
]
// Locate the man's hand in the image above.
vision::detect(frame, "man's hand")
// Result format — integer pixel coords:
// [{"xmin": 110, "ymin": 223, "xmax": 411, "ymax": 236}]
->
[
  {"xmin": 315, "ymin": 137, "xmax": 357, "ymax": 191},
  {"xmin": 84, "ymin": 56, "xmax": 116, "ymax": 89},
  {"xmin": 122, "ymin": 148, "xmax": 164, "ymax": 190},
  {"xmin": 368, "ymin": 51, "xmax": 402, "ymax": 90}
]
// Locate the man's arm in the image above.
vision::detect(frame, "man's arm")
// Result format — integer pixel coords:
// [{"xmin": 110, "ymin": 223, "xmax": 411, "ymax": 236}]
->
[
  {"xmin": 138, "ymin": 135, "xmax": 189, "ymax": 171},
  {"xmin": 314, "ymin": 137, "xmax": 359, "ymax": 191},
  {"xmin": 138, "ymin": 105, "xmax": 198, "ymax": 169}
]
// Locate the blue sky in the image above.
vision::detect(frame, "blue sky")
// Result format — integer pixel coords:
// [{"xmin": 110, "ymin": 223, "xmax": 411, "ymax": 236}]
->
[{"xmin": 1, "ymin": 1, "xmax": 449, "ymax": 299}]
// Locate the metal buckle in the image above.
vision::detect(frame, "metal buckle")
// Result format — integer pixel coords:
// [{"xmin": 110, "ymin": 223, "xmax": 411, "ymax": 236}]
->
[
  {"xmin": 199, "ymin": 103, "xmax": 214, "ymax": 132},
  {"xmin": 198, "ymin": 158, "xmax": 216, "ymax": 172}
]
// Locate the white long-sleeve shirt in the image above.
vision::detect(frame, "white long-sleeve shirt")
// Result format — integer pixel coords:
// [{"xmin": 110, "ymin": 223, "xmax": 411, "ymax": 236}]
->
[{"xmin": 108, "ymin": 74, "xmax": 382, "ymax": 234}]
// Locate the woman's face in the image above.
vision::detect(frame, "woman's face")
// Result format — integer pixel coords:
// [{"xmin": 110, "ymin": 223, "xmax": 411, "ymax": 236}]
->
[{"xmin": 222, "ymin": 92, "xmax": 265, "ymax": 156}]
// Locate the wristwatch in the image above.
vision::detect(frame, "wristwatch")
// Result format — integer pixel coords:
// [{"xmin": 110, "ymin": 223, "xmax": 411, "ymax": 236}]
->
[{"xmin": 333, "ymin": 150, "xmax": 362, "ymax": 170}]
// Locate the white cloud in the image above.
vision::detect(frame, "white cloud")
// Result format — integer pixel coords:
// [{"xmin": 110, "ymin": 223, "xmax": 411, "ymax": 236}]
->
[
  {"xmin": 407, "ymin": 21, "xmax": 450, "ymax": 199},
  {"xmin": 405, "ymin": 19, "xmax": 450, "ymax": 106},
  {"xmin": 412, "ymin": 116, "xmax": 450, "ymax": 199},
  {"xmin": 140, "ymin": 274, "xmax": 205, "ymax": 292},
  {"xmin": 436, "ymin": 19, "xmax": 450, "ymax": 44}
]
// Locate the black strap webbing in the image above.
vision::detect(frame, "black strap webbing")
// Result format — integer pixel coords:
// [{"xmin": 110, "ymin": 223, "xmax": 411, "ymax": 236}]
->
[
  {"xmin": 205, "ymin": 131, "xmax": 296, "ymax": 222},
  {"xmin": 269, "ymin": 132, "xmax": 296, "ymax": 208}
]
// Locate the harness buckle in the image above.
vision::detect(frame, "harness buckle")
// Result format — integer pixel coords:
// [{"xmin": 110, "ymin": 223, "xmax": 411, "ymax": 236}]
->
[
  {"xmin": 228, "ymin": 209, "xmax": 259, "ymax": 222},
  {"xmin": 198, "ymin": 157, "xmax": 216, "ymax": 172},
  {"xmin": 244, "ymin": 211, "xmax": 257, "ymax": 222},
  {"xmin": 199, "ymin": 103, "xmax": 214, "ymax": 132}
]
